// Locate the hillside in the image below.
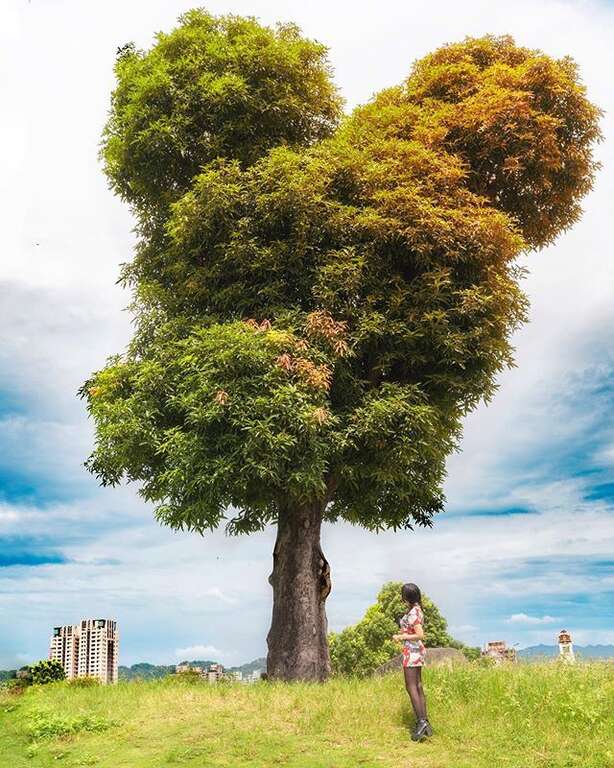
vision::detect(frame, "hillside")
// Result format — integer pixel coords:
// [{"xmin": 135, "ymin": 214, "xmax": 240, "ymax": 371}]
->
[
  {"xmin": 0, "ymin": 657, "xmax": 268, "ymax": 684},
  {"xmin": 118, "ymin": 657, "xmax": 266, "ymax": 680},
  {"xmin": 1, "ymin": 663, "xmax": 613, "ymax": 767}
]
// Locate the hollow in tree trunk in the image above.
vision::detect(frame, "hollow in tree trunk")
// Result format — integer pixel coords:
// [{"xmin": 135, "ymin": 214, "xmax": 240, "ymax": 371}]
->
[{"xmin": 266, "ymin": 499, "xmax": 332, "ymax": 682}]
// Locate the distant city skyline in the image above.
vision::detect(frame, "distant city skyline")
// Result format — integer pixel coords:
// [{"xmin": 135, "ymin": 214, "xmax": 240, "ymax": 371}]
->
[{"xmin": 1, "ymin": 0, "xmax": 613, "ymax": 669}]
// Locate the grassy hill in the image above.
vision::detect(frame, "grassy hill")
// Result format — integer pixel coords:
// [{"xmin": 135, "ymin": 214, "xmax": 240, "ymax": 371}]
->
[{"xmin": 1, "ymin": 663, "xmax": 613, "ymax": 767}]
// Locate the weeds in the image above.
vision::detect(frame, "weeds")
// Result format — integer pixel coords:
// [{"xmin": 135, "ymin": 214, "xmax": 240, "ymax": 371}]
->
[{"xmin": 27, "ymin": 709, "xmax": 117, "ymax": 740}]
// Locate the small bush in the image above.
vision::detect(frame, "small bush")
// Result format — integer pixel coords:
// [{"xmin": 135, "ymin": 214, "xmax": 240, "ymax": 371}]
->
[
  {"xmin": 29, "ymin": 659, "xmax": 65, "ymax": 685},
  {"xmin": 170, "ymin": 670, "xmax": 203, "ymax": 685},
  {"xmin": 27, "ymin": 710, "xmax": 116, "ymax": 740},
  {"xmin": 461, "ymin": 646, "xmax": 482, "ymax": 662},
  {"xmin": 4, "ymin": 677, "xmax": 31, "ymax": 695}
]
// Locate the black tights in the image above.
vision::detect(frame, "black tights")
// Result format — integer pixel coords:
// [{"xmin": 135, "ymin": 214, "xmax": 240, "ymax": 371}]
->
[{"xmin": 403, "ymin": 666, "xmax": 427, "ymax": 721}]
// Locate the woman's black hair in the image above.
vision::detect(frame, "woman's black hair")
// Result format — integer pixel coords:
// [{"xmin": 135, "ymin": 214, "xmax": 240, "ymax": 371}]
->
[{"xmin": 401, "ymin": 582, "xmax": 422, "ymax": 607}]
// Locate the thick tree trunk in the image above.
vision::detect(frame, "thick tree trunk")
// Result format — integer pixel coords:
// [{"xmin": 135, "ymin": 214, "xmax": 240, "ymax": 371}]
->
[{"xmin": 266, "ymin": 499, "xmax": 332, "ymax": 682}]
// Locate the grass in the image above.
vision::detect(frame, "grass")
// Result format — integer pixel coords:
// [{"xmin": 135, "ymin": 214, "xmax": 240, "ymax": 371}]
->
[{"xmin": 1, "ymin": 663, "xmax": 613, "ymax": 767}]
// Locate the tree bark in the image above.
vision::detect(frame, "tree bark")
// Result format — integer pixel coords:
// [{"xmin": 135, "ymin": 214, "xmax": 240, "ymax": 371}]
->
[{"xmin": 266, "ymin": 499, "xmax": 332, "ymax": 682}]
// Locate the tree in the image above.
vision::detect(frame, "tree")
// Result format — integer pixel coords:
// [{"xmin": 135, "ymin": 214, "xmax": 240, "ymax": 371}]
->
[
  {"xmin": 329, "ymin": 581, "xmax": 456, "ymax": 676},
  {"xmin": 81, "ymin": 14, "xmax": 602, "ymax": 682},
  {"xmin": 29, "ymin": 659, "xmax": 65, "ymax": 685}
]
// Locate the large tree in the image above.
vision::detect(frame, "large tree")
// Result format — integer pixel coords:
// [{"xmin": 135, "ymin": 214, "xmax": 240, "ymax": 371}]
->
[{"xmin": 82, "ymin": 12, "xmax": 601, "ymax": 681}]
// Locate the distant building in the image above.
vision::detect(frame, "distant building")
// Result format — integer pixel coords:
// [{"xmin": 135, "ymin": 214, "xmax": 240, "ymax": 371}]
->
[
  {"xmin": 206, "ymin": 663, "xmax": 224, "ymax": 683},
  {"xmin": 175, "ymin": 663, "xmax": 204, "ymax": 675},
  {"xmin": 49, "ymin": 624, "xmax": 79, "ymax": 679},
  {"xmin": 49, "ymin": 619, "xmax": 119, "ymax": 684},
  {"xmin": 558, "ymin": 629, "xmax": 575, "ymax": 664},
  {"xmin": 482, "ymin": 640, "xmax": 517, "ymax": 664},
  {"xmin": 175, "ymin": 662, "xmax": 226, "ymax": 683},
  {"xmin": 174, "ymin": 663, "xmax": 265, "ymax": 684},
  {"xmin": 245, "ymin": 668, "xmax": 263, "ymax": 682}
]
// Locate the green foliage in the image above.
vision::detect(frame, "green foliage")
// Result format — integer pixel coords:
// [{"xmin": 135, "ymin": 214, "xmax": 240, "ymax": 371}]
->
[
  {"xmin": 29, "ymin": 660, "xmax": 65, "ymax": 686},
  {"xmin": 83, "ymin": 20, "xmax": 601, "ymax": 537},
  {"xmin": 102, "ymin": 9, "xmax": 342, "ymax": 211},
  {"xmin": 402, "ymin": 35, "xmax": 603, "ymax": 248},
  {"xmin": 27, "ymin": 710, "xmax": 115, "ymax": 740},
  {"xmin": 171, "ymin": 669, "xmax": 203, "ymax": 685},
  {"xmin": 119, "ymin": 662, "xmax": 186, "ymax": 681},
  {"xmin": 459, "ymin": 644, "xmax": 482, "ymax": 662},
  {"xmin": 3, "ymin": 677, "xmax": 30, "ymax": 695},
  {"xmin": 329, "ymin": 581, "xmax": 456, "ymax": 676}
]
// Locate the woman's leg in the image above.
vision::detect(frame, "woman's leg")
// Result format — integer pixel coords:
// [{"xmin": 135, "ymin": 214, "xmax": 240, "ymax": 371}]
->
[
  {"xmin": 416, "ymin": 666, "xmax": 428, "ymax": 721},
  {"xmin": 403, "ymin": 667, "xmax": 426, "ymax": 721}
]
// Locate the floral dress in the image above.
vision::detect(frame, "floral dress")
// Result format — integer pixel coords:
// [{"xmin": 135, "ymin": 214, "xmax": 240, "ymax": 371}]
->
[{"xmin": 399, "ymin": 604, "xmax": 426, "ymax": 667}]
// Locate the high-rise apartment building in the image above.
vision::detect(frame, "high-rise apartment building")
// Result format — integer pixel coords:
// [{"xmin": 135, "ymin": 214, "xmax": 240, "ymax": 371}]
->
[
  {"xmin": 49, "ymin": 624, "xmax": 79, "ymax": 679},
  {"xmin": 49, "ymin": 618, "xmax": 119, "ymax": 684}
]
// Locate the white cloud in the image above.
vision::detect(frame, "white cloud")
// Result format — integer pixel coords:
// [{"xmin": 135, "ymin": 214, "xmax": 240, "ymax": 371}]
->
[
  {"xmin": 450, "ymin": 625, "xmax": 479, "ymax": 633},
  {"xmin": 594, "ymin": 445, "xmax": 614, "ymax": 467},
  {"xmin": 175, "ymin": 645, "xmax": 222, "ymax": 660},
  {"xmin": 203, "ymin": 587, "xmax": 238, "ymax": 605},
  {"xmin": 506, "ymin": 614, "xmax": 560, "ymax": 625}
]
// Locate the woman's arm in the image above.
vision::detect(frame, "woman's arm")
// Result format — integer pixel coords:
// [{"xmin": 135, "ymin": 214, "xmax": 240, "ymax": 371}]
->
[{"xmin": 393, "ymin": 624, "xmax": 425, "ymax": 642}]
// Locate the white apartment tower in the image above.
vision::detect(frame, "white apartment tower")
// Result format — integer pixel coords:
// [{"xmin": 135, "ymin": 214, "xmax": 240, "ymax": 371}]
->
[
  {"xmin": 49, "ymin": 624, "xmax": 79, "ymax": 679},
  {"xmin": 49, "ymin": 618, "xmax": 119, "ymax": 684}
]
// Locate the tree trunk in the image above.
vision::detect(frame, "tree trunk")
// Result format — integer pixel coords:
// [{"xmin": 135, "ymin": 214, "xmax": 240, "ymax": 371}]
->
[{"xmin": 266, "ymin": 499, "xmax": 332, "ymax": 682}]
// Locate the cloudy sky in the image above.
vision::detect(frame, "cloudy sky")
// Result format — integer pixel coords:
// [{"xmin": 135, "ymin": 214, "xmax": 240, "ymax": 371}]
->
[{"xmin": 1, "ymin": 0, "xmax": 613, "ymax": 669}]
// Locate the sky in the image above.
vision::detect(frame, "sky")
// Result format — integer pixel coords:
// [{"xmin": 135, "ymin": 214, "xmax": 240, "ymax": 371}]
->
[{"xmin": 1, "ymin": 0, "xmax": 613, "ymax": 669}]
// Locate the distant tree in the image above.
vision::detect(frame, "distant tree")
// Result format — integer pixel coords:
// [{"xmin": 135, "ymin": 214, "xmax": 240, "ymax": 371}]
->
[
  {"xmin": 29, "ymin": 659, "xmax": 65, "ymax": 685},
  {"xmin": 329, "ymin": 581, "xmax": 457, "ymax": 676},
  {"xmin": 82, "ymin": 13, "xmax": 602, "ymax": 682},
  {"xmin": 456, "ymin": 644, "xmax": 482, "ymax": 662}
]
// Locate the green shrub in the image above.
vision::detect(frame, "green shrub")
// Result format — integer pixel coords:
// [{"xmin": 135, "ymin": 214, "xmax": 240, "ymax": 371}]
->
[
  {"xmin": 4, "ymin": 675, "xmax": 32, "ymax": 695},
  {"xmin": 27, "ymin": 710, "xmax": 116, "ymax": 740},
  {"xmin": 170, "ymin": 670, "xmax": 203, "ymax": 685},
  {"xmin": 29, "ymin": 659, "xmax": 65, "ymax": 685},
  {"xmin": 460, "ymin": 646, "xmax": 482, "ymax": 662}
]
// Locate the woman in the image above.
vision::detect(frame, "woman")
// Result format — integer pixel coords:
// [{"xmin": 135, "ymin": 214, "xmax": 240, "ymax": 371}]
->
[{"xmin": 392, "ymin": 582, "xmax": 433, "ymax": 741}]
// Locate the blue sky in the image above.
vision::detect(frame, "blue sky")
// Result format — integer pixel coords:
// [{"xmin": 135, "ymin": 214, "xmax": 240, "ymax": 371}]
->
[{"xmin": 1, "ymin": 0, "xmax": 613, "ymax": 669}]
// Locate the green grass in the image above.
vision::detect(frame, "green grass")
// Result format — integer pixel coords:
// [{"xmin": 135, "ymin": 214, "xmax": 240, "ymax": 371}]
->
[{"xmin": 1, "ymin": 663, "xmax": 613, "ymax": 767}]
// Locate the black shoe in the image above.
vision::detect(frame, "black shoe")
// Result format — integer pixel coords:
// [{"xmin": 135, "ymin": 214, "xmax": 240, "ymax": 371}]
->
[{"xmin": 411, "ymin": 719, "xmax": 431, "ymax": 741}]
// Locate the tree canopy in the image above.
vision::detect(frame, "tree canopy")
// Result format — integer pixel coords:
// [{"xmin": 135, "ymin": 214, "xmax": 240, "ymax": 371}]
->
[
  {"xmin": 82, "ymin": 20, "xmax": 601, "ymax": 541},
  {"xmin": 29, "ymin": 660, "xmax": 66, "ymax": 686},
  {"xmin": 102, "ymin": 11, "xmax": 342, "ymax": 212}
]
